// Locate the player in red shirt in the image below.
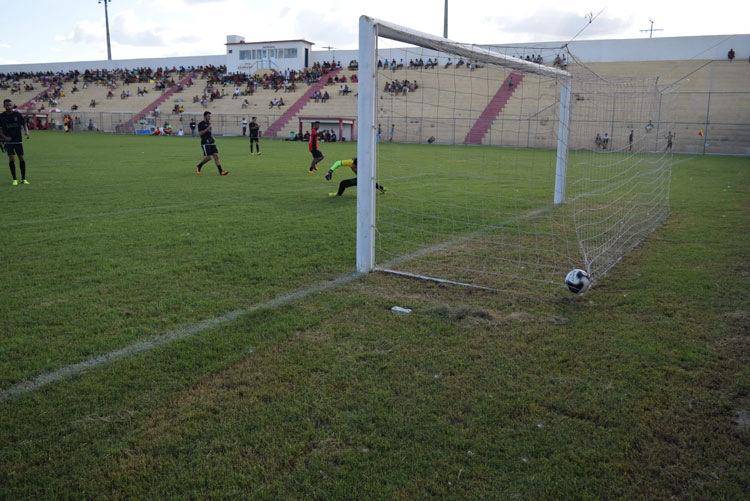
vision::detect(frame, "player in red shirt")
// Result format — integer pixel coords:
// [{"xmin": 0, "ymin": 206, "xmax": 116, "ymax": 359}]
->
[{"xmin": 307, "ymin": 121, "xmax": 324, "ymax": 174}]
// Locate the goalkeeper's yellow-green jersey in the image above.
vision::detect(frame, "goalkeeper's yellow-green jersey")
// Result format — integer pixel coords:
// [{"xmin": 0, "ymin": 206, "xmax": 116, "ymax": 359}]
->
[{"xmin": 330, "ymin": 159, "xmax": 357, "ymax": 173}]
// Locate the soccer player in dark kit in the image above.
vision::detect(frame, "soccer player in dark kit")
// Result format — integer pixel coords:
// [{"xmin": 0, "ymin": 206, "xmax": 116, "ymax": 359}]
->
[
  {"xmin": 195, "ymin": 111, "xmax": 228, "ymax": 176},
  {"xmin": 248, "ymin": 116, "xmax": 261, "ymax": 155},
  {"xmin": 0, "ymin": 99, "xmax": 31, "ymax": 185}
]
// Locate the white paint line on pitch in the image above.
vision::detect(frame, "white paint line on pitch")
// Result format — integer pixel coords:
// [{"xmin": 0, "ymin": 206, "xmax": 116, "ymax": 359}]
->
[{"xmin": 0, "ymin": 271, "xmax": 362, "ymax": 404}]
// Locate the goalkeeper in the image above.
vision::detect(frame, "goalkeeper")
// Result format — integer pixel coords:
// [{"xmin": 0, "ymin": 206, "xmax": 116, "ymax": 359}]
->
[{"xmin": 325, "ymin": 158, "xmax": 386, "ymax": 196}]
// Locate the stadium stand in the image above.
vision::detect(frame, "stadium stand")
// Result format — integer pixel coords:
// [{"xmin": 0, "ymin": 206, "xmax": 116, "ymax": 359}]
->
[{"xmin": 2, "ymin": 56, "xmax": 747, "ymax": 153}]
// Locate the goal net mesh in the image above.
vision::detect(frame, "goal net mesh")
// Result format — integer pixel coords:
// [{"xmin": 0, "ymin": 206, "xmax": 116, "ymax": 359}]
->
[{"xmin": 367, "ymin": 23, "xmax": 673, "ymax": 294}]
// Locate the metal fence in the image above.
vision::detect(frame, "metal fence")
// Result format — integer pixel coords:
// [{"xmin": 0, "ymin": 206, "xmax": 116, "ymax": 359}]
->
[{"xmin": 44, "ymin": 90, "xmax": 750, "ymax": 155}]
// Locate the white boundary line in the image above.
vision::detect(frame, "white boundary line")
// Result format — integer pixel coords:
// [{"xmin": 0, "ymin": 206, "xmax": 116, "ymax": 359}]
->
[{"xmin": 0, "ymin": 271, "xmax": 362, "ymax": 404}]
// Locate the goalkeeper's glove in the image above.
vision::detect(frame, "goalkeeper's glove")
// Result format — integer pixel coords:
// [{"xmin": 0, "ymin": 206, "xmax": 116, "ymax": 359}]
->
[{"xmin": 325, "ymin": 169, "xmax": 333, "ymax": 181}]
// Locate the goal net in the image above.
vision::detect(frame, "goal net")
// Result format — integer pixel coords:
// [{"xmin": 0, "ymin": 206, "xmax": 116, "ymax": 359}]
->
[{"xmin": 356, "ymin": 16, "xmax": 674, "ymax": 294}]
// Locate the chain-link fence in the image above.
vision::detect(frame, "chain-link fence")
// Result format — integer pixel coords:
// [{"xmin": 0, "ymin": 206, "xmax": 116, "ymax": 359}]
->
[{"xmin": 44, "ymin": 91, "xmax": 749, "ymax": 155}]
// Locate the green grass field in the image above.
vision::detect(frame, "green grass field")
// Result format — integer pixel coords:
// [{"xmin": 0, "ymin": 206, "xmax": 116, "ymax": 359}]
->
[{"xmin": 1, "ymin": 132, "xmax": 748, "ymax": 499}]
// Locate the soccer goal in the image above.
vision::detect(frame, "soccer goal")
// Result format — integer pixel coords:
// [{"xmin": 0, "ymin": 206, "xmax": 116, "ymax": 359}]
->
[{"xmin": 356, "ymin": 16, "xmax": 673, "ymax": 294}]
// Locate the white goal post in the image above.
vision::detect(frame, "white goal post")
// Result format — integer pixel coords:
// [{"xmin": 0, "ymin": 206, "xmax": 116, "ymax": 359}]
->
[
  {"xmin": 356, "ymin": 15, "xmax": 572, "ymax": 274},
  {"xmin": 355, "ymin": 15, "xmax": 673, "ymax": 294}
]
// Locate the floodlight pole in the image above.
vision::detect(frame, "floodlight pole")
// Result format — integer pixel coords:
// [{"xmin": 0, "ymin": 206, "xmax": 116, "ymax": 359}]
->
[
  {"xmin": 443, "ymin": 0, "xmax": 448, "ymax": 38},
  {"xmin": 100, "ymin": 0, "xmax": 112, "ymax": 60}
]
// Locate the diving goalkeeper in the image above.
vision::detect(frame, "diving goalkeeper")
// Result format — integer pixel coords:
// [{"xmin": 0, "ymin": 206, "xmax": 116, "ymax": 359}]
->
[{"xmin": 325, "ymin": 158, "xmax": 386, "ymax": 196}]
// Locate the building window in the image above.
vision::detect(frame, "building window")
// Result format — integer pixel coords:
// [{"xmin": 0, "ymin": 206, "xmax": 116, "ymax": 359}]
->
[
  {"xmin": 239, "ymin": 50, "xmax": 251, "ymax": 60},
  {"xmin": 285, "ymin": 48, "xmax": 297, "ymax": 59}
]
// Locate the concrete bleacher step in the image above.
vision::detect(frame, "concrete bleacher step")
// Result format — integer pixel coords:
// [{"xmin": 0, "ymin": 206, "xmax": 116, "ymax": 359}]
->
[
  {"xmin": 263, "ymin": 68, "xmax": 343, "ymax": 137},
  {"xmin": 123, "ymin": 71, "xmax": 199, "ymax": 131},
  {"xmin": 464, "ymin": 73, "xmax": 524, "ymax": 145}
]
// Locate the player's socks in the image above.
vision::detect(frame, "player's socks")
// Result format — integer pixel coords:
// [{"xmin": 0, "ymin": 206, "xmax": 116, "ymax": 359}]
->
[
  {"xmin": 9, "ymin": 160, "xmax": 16, "ymax": 180},
  {"xmin": 19, "ymin": 160, "xmax": 26, "ymax": 180}
]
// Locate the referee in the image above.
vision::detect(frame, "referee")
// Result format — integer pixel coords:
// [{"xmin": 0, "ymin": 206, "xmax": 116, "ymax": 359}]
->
[
  {"xmin": 195, "ymin": 111, "xmax": 228, "ymax": 176},
  {"xmin": 0, "ymin": 99, "xmax": 30, "ymax": 186}
]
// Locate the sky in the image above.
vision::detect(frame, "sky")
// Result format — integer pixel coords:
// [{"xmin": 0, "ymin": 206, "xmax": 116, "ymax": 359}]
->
[{"xmin": 0, "ymin": 0, "xmax": 747, "ymax": 65}]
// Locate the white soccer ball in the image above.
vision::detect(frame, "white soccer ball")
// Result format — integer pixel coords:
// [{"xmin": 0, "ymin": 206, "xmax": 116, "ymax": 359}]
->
[{"xmin": 565, "ymin": 269, "xmax": 591, "ymax": 294}]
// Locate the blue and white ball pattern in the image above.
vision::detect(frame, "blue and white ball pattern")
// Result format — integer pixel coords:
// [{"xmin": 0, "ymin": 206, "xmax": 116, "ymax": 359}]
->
[{"xmin": 565, "ymin": 269, "xmax": 591, "ymax": 294}]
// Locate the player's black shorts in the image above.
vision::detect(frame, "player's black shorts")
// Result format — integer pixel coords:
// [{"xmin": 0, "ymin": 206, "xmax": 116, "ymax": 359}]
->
[
  {"xmin": 249, "ymin": 136, "xmax": 259, "ymax": 142},
  {"xmin": 4, "ymin": 143, "xmax": 23, "ymax": 156},
  {"xmin": 202, "ymin": 144, "xmax": 218, "ymax": 156},
  {"xmin": 311, "ymin": 148, "xmax": 323, "ymax": 159}
]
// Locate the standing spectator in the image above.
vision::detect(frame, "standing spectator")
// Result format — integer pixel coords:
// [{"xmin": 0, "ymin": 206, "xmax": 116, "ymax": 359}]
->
[
  {"xmin": 389, "ymin": 124, "xmax": 394, "ymax": 143},
  {"xmin": 241, "ymin": 117, "xmax": 248, "ymax": 136},
  {"xmin": 628, "ymin": 130, "xmax": 634, "ymax": 151},
  {"xmin": 728, "ymin": 48, "xmax": 736, "ymax": 62},
  {"xmin": 595, "ymin": 133, "xmax": 602, "ymax": 149},
  {"xmin": 307, "ymin": 121, "xmax": 324, "ymax": 173},
  {"xmin": 248, "ymin": 117, "xmax": 261, "ymax": 155},
  {"xmin": 664, "ymin": 131, "xmax": 674, "ymax": 152},
  {"xmin": 189, "ymin": 118, "xmax": 197, "ymax": 137},
  {"xmin": 195, "ymin": 111, "xmax": 229, "ymax": 176},
  {"xmin": 0, "ymin": 99, "xmax": 30, "ymax": 185},
  {"xmin": 377, "ymin": 123, "xmax": 382, "ymax": 143},
  {"xmin": 602, "ymin": 132, "xmax": 609, "ymax": 150}
]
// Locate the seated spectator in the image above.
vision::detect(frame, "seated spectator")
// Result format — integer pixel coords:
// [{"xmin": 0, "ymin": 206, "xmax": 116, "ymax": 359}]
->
[
  {"xmin": 89, "ymin": 99, "xmax": 97, "ymax": 107},
  {"xmin": 728, "ymin": 48, "xmax": 736, "ymax": 62},
  {"xmin": 269, "ymin": 97, "xmax": 278, "ymax": 108},
  {"xmin": 351, "ymin": 74, "xmax": 358, "ymax": 83},
  {"xmin": 233, "ymin": 88, "xmax": 240, "ymax": 99},
  {"xmin": 322, "ymin": 90, "xmax": 329, "ymax": 102},
  {"xmin": 595, "ymin": 133, "xmax": 602, "ymax": 148},
  {"xmin": 71, "ymin": 103, "xmax": 79, "ymax": 110},
  {"xmin": 242, "ymin": 98, "xmax": 249, "ymax": 108},
  {"xmin": 277, "ymin": 98, "xmax": 285, "ymax": 109},
  {"xmin": 106, "ymin": 90, "xmax": 114, "ymax": 99},
  {"xmin": 445, "ymin": 58, "xmax": 452, "ymax": 68},
  {"xmin": 456, "ymin": 58, "xmax": 465, "ymax": 67}
]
